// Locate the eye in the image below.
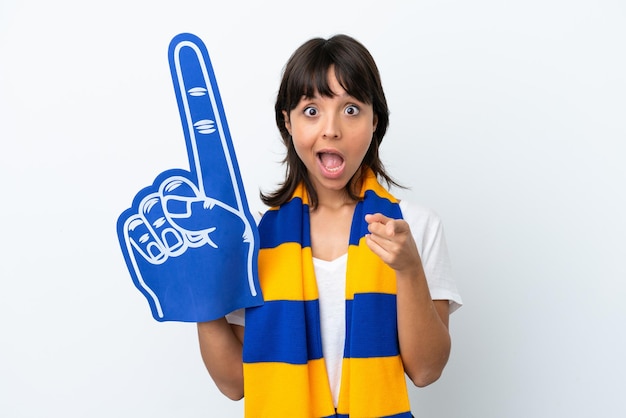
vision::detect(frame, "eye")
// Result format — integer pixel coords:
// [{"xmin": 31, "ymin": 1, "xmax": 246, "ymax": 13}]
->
[
  {"xmin": 345, "ymin": 105, "xmax": 360, "ymax": 115},
  {"xmin": 304, "ymin": 106, "xmax": 318, "ymax": 117}
]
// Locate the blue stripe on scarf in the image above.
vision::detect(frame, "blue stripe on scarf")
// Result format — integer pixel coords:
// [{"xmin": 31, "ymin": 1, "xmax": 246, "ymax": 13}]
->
[
  {"xmin": 259, "ymin": 197, "xmax": 311, "ymax": 249},
  {"xmin": 245, "ymin": 293, "xmax": 400, "ymax": 362},
  {"xmin": 244, "ymin": 299, "xmax": 323, "ymax": 364},
  {"xmin": 345, "ymin": 293, "xmax": 400, "ymax": 358},
  {"xmin": 260, "ymin": 190, "xmax": 403, "ymax": 250},
  {"xmin": 348, "ymin": 190, "xmax": 403, "ymax": 245}
]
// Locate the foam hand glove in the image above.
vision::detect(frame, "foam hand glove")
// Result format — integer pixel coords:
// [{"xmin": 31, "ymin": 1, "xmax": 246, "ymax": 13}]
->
[{"xmin": 117, "ymin": 33, "xmax": 263, "ymax": 322}]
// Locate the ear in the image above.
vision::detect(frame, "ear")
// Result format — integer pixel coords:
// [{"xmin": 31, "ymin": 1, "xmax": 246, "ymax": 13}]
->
[
  {"xmin": 372, "ymin": 113, "xmax": 378, "ymax": 131},
  {"xmin": 282, "ymin": 110, "xmax": 292, "ymax": 135}
]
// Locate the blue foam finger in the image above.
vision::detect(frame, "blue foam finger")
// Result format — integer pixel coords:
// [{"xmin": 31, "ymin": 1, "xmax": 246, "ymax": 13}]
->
[
  {"xmin": 170, "ymin": 34, "xmax": 239, "ymax": 210},
  {"xmin": 116, "ymin": 34, "xmax": 263, "ymax": 322}
]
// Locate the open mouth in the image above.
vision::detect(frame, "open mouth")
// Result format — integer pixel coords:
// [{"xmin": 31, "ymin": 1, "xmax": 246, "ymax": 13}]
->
[{"xmin": 317, "ymin": 152, "xmax": 345, "ymax": 173}]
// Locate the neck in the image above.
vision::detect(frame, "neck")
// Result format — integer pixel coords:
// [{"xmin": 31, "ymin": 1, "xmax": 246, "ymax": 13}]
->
[
  {"xmin": 310, "ymin": 168, "xmax": 364, "ymax": 211},
  {"xmin": 314, "ymin": 190, "xmax": 357, "ymax": 212}
]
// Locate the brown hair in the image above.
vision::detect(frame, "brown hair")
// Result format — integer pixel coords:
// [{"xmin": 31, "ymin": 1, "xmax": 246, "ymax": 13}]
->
[{"xmin": 261, "ymin": 34, "xmax": 401, "ymax": 208}]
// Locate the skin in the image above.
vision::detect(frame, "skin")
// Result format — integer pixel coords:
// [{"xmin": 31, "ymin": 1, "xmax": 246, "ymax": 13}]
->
[{"xmin": 197, "ymin": 68, "xmax": 451, "ymax": 400}]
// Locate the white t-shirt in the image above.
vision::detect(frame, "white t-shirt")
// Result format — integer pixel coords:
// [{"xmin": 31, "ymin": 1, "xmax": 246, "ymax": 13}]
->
[{"xmin": 227, "ymin": 200, "xmax": 462, "ymax": 407}]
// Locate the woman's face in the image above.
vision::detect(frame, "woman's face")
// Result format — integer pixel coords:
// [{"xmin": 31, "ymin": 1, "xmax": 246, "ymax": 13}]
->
[{"xmin": 283, "ymin": 67, "xmax": 377, "ymax": 203}]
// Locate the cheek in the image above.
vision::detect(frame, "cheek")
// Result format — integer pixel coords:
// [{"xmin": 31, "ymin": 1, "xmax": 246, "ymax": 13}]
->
[
  {"xmin": 356, "ymin": 127, "xmax": 374, "ymax": 151},
  {"xmin": 290, "ymin": 123, "xmax": 317, "ymax": 149},
  {"xmin": 291, "ymin": 135, "xmax": 313, "ymax": 162},
  {"xmin": 360, "ymin": 139, "xmax": 374, "ymax": 159}
]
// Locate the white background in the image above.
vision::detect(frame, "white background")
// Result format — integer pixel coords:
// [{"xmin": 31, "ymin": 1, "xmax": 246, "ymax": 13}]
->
[{"xmin": 1, "ymin": 1, "xmax": 625, "ymax": 417}]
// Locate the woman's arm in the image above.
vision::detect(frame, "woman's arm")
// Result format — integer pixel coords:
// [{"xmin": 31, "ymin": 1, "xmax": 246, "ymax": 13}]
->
[
  {"xmin": 365, "ymin": 213, "xmax": 451, "ymax": 387},
  {"xmin": 197, "ymin": 318, "xmax": 245, "ymax": 399},
  {"xmin": 395, "ymin": 269, "xmax": 451, "ymax": 387}
]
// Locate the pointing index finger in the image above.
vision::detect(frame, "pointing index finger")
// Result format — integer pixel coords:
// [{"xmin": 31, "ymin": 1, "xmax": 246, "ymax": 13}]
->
[
  {"xmin": 365, "ymin": 213, "xmax": 389, "ymax": 224},
  {"xmin": 168, "ymin": 33, "xmax": 242, "ymax": 212}
]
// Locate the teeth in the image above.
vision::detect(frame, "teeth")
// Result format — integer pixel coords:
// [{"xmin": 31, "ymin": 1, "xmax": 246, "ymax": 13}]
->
[{"xmin": 318, "ymin": 152, "xmax": 343, "ymax": 172}]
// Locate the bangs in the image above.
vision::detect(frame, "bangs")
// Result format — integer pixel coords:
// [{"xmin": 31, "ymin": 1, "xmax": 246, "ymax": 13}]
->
[{"xmin": 286, "ymin": 43, "xmax": 375, "ymax": 108}]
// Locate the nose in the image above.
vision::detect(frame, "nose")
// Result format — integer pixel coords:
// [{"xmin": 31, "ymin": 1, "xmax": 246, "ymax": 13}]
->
[{"xmin": 322, "ymin": 114, "xmax": 341, "ymax": 139}]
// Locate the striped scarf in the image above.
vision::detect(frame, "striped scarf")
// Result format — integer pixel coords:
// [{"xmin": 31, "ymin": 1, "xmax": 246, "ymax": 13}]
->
[{"xmin": 243, "ymin": 169, "xmax": 412, "ymax": 417}]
